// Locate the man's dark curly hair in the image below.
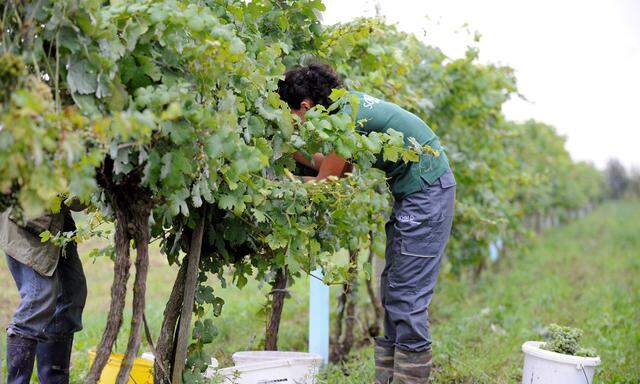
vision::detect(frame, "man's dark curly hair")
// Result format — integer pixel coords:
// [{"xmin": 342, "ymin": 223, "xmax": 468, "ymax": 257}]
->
[{"xmin": 277, "ymin": 62, "xmax": 343, "ymax": 110}]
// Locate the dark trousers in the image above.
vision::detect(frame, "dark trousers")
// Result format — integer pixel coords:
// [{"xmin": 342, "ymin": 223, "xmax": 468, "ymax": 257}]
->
[
  {"xmin": 5, "ymin": 242, "xmax": 86, "ymax": 383},
  {"xmin": 6, "ymin": 242, "xmax": 87, "ymax": 341},
  {"xmin": 376, "ymin": 170, "xmax": 456, "ymax": 352}
]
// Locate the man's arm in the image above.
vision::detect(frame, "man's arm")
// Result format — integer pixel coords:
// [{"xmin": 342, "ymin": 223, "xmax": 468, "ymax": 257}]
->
[{"xmin": 303, "ymin": 152, "xmax": 347, "ymax": 182}]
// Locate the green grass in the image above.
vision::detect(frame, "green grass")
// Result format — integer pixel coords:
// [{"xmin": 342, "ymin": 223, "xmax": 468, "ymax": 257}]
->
[
  {"xmin": 433, "ymin": 200, "xmax": 640, "ymax": 383},
  {"xmin": 1, "ymin": 201, "xmax": 639, "ymax": 383},
  {"xmin": 319, "ymin": 201, "xmax": 640, "ymax": 383}
]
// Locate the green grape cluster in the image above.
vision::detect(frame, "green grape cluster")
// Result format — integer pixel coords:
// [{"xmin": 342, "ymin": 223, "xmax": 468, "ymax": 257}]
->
[
  {"xmin": 541, "ymin": 324, "xmax": 597, "ymax": 357},
  {"xmin": 0, "ymin": 53, "xmax": 26, "ymax": 103}
]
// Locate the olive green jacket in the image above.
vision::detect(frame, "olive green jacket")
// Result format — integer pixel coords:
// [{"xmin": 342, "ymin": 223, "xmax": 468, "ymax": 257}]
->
[
  {"xmin": 0, "ymin": 199, "xmax": 84, "ymax": 276},
  {"xmin": 0, "ymin": 209, "xmax": 64, "ymax": 276}
]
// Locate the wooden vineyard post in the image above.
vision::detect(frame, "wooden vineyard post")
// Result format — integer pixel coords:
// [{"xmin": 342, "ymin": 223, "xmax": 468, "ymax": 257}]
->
[
  {"xmin": 171, "ymin": 207, "xmax": 207, "ymax": 384},
  {"xmin": 265, "ymin": 268, "xmax": 289, "ymax": 351}
]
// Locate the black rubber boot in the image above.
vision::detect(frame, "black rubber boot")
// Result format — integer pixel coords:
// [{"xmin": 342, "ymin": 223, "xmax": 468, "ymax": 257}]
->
[
  {"xmin": 6, "ymin": 332, "xmax": 38, "ymax": 384},
  {"xmin": 36, "ymin": 336, "xmax": 74, "ymax": 384}
]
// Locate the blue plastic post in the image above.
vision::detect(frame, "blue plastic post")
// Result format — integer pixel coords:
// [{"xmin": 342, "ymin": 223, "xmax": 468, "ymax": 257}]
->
[
  {"xmin": 489, "ymin": 237, "xmax": 503, "ymax": 262},
  {"xmin": 309, "ymin": 268, "xmax": 330, "ymax": 364},
  {"xmin": 489, "ymin": 241, "xmax": 499, "ymax": 262}
]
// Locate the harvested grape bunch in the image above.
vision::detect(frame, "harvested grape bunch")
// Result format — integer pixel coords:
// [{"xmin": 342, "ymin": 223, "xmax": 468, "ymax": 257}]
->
[{"xmin": 541, "ymin": 324, "xmax": 597, "ymax": 357}]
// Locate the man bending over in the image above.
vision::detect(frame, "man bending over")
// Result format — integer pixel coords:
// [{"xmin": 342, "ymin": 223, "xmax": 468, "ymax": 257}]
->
[{"xmin": 278, "ymin": 63, "xmax": 456, "ymax": 384}]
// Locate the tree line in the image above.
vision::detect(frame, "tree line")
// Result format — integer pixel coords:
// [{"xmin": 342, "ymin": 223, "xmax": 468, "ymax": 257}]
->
[{"xmin": 604, "ymin": 158, "xmax": 640, "ymax": 200}]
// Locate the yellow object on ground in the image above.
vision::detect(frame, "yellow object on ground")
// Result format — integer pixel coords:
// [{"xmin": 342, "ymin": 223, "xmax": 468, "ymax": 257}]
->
[{"xmin": 87, "ymin": 350, "xmax": 154, "ymax": 384}]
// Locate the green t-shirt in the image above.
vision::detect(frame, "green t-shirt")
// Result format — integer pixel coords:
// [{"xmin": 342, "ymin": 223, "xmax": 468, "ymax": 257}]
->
[{"xmin": 347, "ymin": 92, "xmax": 450, "ymax": 200}]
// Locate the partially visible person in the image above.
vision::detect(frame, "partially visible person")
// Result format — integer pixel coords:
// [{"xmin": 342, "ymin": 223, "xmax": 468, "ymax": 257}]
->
[
  {"xmin": 279, "ymin": 63, "xmax": 456, "ymax": 384},
  {"xmin": 1, "ymin": 200, "xmax": 87, "ymax": 384}
]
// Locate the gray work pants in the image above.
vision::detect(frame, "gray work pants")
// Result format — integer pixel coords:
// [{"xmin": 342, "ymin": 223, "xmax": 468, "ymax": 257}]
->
[{"xmin": 376, "ymin": 169, "xmax": 456, "ymax": 352}]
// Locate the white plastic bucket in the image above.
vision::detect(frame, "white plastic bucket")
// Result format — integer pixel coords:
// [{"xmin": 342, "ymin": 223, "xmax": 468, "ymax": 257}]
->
[
  {"xmin": 522, "ymin": 341, "xmax": 600, "ymax": 384},
  {"xmin": 232, "ymin": 351, "xmax": 322, "ymax": 366},
  {"xmin": 205, "ymin": 351, "xmax": 323, "ymax": 384}
]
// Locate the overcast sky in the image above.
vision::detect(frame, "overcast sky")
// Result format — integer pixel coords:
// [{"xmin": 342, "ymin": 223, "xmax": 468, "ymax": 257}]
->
[{"xmin": 323, "ymin": 0, "xmax": 640, "ymax": 169}]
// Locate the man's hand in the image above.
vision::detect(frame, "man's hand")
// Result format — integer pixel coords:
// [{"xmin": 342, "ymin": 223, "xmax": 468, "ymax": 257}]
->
[
  {"xmin": 293, "ymin": 152, "xmax": 325, "ymax": 171},
  {"xmin": 65, "ymin": 197, "xmax": 88, "ymax": 212}
]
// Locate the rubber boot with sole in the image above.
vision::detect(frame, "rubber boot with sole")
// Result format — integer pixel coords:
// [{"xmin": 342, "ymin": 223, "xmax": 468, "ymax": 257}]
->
[
  {"xmin": 6, "ymin": 332, "xmax": 38, "ymax": 384},
  {"xmin": 374, "ymin": 343, "xmax": 395, "ymax": 384},
  {"xmin": 36, "ymin": 336, "xmax": 74, "ymax": 384},
  {"xmin": 392, "ymin": 348, "xmax": 432, "ymax": 384}
]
